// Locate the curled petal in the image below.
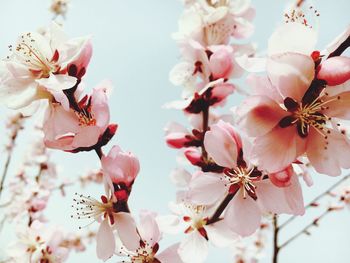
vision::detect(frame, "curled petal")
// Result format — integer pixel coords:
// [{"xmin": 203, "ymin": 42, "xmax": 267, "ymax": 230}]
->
[{"xmin": 317, "ymin": 56, "xmax": 350, "ymax": 86}]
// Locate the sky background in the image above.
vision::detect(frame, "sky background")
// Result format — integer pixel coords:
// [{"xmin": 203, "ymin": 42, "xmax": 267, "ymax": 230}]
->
[{"xmin": 0, "ymin": 0, "xmax": 349, "ymax": 262}]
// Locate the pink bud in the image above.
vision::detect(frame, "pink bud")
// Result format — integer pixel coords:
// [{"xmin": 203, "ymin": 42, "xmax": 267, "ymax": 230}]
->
[
  {"xmin": 165, "ymin": 133, "xmax": 191, "ymax": 148},
  {"xmin": 184, "ymin": 148, "xmax": 202, "ymax": 165},
  {"xmin": 209, "ymin": 48, "xmax": 233, "ymax": 80}
]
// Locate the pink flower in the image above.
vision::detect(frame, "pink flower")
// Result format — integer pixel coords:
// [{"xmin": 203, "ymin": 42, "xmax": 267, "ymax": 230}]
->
[
  {"xmin": 237, "ymin": 61, "xmax": 350, "ymax": 176},
  {"xmin": 43, "ymin": 83, "xmax": 111, "ymax": 151},
  {"xmin": 101, "ymin": 145, "xmax": 140, "ymax": 191},
  {"xmin": 73, "ymin": 188, "xmax": 139, "ymax": 261},
  {"xmin": 236, "ymin": 22, "xmax": 350, "ymax": 176},
  {"xmin": 188, "ymin": 121, "xmax": 304, "ymax": 236},
  {"xmin": 0, "ymin": 22, "xmax": 92, "ymax": 110},
  {"xmin": 117, "ymin": 211, "xmax": 183, "ymax": 263}
]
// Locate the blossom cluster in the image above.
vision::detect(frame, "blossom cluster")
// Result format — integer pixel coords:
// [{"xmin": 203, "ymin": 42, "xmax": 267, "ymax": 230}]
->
[
  {"xmin": 0, "ymin": 0, "xmax": 349, "ymax": 263},
  {"xmin": 164, "ymin": 1, "xmax": 350, "ymax": 262}
]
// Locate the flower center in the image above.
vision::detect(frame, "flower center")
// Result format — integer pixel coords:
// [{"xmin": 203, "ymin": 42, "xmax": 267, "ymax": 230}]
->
[
  {"xmin": 14, "ymin": 33, "xmax": 59, "ymax": 78},
  {"xmin": 72, "ymin": 193, "xmax": 115, "ymax": 227},
  {"xmin": 279, "ymin": 95, "xmax": 340, "ymax": 138},
  {"xmin": 224, "ymin": 166, "xmax": 261, "ymax": 200},
  {"xmin": 131, "ymin": 243, "xmax": 159, "ymax": 263},
  {"xmin": 76, "ymin": 111, "xmax": 96, "ymax": 127},
  {"xmin": 182, "ymin": 205, "xmax": 208, "ymax": 238}
]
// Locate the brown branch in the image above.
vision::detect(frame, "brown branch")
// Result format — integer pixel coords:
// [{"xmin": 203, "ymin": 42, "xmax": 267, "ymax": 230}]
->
[
  {"xmin": 201, "ymin": 105, "xmax": 209, "ymax": 162},
  {"xmin": 280, "ymin": 173, "xmax": 350, "ymax": 229},
  {"xmin": 328, "ymin": 35, "xmax": 350, "ymax": 59},
  {"xmin": 272, "ymin": 214, "xmax": 280, "ymax": 263},
  {"xmin": 279, "ymin": 206, "xmax": 341, "ymax": 249},
  {"xmin": 207, "ymin": 192, "xmax": 235, "ymax": 225}
]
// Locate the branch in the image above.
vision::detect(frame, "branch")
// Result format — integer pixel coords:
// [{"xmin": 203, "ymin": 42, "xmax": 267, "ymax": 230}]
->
[
  {"xmin": 280, "ymin": 173, "xmax": 350, "ymax": 229},
  {"xmin": 280, "ymin": 206, "xmax": 342, "ymax": 249},
  {"xmin": 201, "ymin": 105, "xmax": 209, "ymax": 162},
  {"xmin": 328, "ymin": 35, "xmax": 350, "ymax": 58},
  {"xmin": 207, "ymin": 193, "xmax": 235, "ymax": 225},
  {"xmin": 272, "ymin": 214, "xmax": 280, "ymax": 263}
]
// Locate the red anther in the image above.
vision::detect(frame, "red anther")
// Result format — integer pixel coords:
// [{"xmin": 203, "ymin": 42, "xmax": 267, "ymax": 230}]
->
[
  {"xmin": 152, "ymin": 243, "xmax": 160, "ymax": 254},
  {"xmin": 198, "ymin": 227, "xmax": 208, "ymax": 239},
  {"xmin": 101, "ymin": 195, "xmax": 108, "ymax": 203},
  {"xmin": 183, "ymin": 216, "xmax": 191, "ymax": 222}
]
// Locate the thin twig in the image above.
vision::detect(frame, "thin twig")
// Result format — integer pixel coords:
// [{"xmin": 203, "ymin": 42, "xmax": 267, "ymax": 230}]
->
[
  {"xmin": 272, "ymin": 214, "xmax": 280, "ymax": 263},
  {"xmin": 201, "ymin": 105, "xmax": 209, "ymax": 161},
  {"xmin": 280, "ymin": 173, "xmax": 350, "ymax": 229},
  {"xmin": 280, "ymin": 207, "xmax": 340, "ymax": 249},
  {"xmin": 207, "ymin": 193, "xmax": 235, "ymax": 225}
]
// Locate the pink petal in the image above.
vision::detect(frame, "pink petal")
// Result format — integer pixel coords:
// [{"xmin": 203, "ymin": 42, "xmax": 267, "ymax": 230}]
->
[
  {"xmin": 306, "ymin": 128, "xmax": 350, "ymax": 176},
  {"xmin": 209, "ymin": 48, "xmax": 233, "ymax": 79},
  {"xmin": 72, "ymin": 126, "xmax": 100, "ymax": 148},
  {"xmin": 322, "ymin": 91, "xmax": 350, "ymax": 119},
  {"xmin": 189, "ymin": 173, "xmax": 227, "ymax": 205},
  {"xmin": 96, "ymin": 219, "xmax": 115, "ymax": 261},
  {"xmin": 318, "ymin": 56, "xmax": 350, "ymax": 86},
  {"xmin": 236, "ymin": 95, "xmax": 287, "ymax": 137},
  {"xmin": 247, "ymin": 74, "xmax": 282, "ymax": 103},
  {"xmin": 204, "ymin": 121, "xmax": 239, "ymax": 168},
  {"xmin": 91, "ymin": 85, "xmax": 110, "ymax": 130},
  {"xmin": 284, "ymin": 174, "xmax": 305, "ymax": 215},
  {"xmin": 115, "ymin": 212, "xmax": 140, "ymax": 252},
  {"xmin": 224, "ymin": 192, "xmax": 261, "ymax": 236},
  {"xmin": 252, "ymin": 126, "xmax": 306, "ymax": 173},
  {"xmin": 267, "ymin": 53, "xmax": 315, "ymax": 101},
  {"xmin": 157, "ymin": 243, "xmax": 182, "ymax": 263},
  {"xmin": 178, "ymin": 232, "xmax": 208, "ymax": 263},
  {"xmin": 138, "ymin": 212, "xmax": 161, "ymax": 246},
  {"xmin": 256, "ymin": 175, "xmax": 304, "ymax": 215},
  {"xmin": 268, "ymin": 23, "xmax": 317, "ymax": 56},
  {"xmin": 205, "ymin": 220, "xmax": 237, "ymax": 247}
]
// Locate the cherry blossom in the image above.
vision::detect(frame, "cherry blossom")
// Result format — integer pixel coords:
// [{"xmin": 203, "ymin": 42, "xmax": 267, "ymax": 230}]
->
[
  {"xmin": 174, "ymin": 0, "xmax": 255, "ymax": 45},
  {"xmin": 0, "ymin": 22, "xmax": 92, "ymax": 111},
  {"xmin": 159, "ymin": 202, "xmax": 237, "ymax": 263},
  {"xmin": 72, "ymin": 190, "xmax": 139, "ymax": 261},
  {"xmin": 43, "ymin": 84, "xmax": 113, "ymax": 151},
  {"xmin": 117, "ymin": 211, "xmax": 183, "ymax": 263},
  {"xmin": 188, "ymin": 121, "xmax": 305, "ymax": 236}
]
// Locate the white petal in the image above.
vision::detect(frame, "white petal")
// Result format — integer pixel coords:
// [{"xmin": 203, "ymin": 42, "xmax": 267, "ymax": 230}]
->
[
  {"xmin": 268, "ymin": 23, "xmax": 318, "ymax": 55},
  {"xmin": 157, "ymin": 243, "xmax": 183, "ymax": 263},
  {"xmin": 96, "ymin": 219, "xmax": 115, "ymax": 261},
  {"xmin": 205, "ymin": 220, "xmax": 237, "ymax": 247},
  {"xmin": 178, "ymin": 232, "xmax": 208, "ymax": 263},
  {"xmin": 115, "ymin": 212, "xmax": 140, "ymax": 251},
  {"xmin": 189, "ymin": 173, "xmax": 227, "ymax": 205},
  {"xmin": 224, "ymin": 193, "xmax": 261, "ymax": 237}
]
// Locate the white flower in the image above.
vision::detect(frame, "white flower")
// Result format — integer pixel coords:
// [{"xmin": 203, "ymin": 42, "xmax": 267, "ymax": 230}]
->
[{"xmin": 0, "ymin": 22, "xmax": 92, "ymax": 111}]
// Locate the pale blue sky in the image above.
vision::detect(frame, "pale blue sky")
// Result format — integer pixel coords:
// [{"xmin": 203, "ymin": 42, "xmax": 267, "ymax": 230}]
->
[{"xmin": 0, "ymin": 0, "xmax": 349, "ymax": 262}]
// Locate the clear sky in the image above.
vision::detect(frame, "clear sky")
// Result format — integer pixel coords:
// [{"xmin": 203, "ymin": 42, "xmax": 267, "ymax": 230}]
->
[{"xmin": 0, "ymin": 0, "xmax": 349, "ymax": 262}]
